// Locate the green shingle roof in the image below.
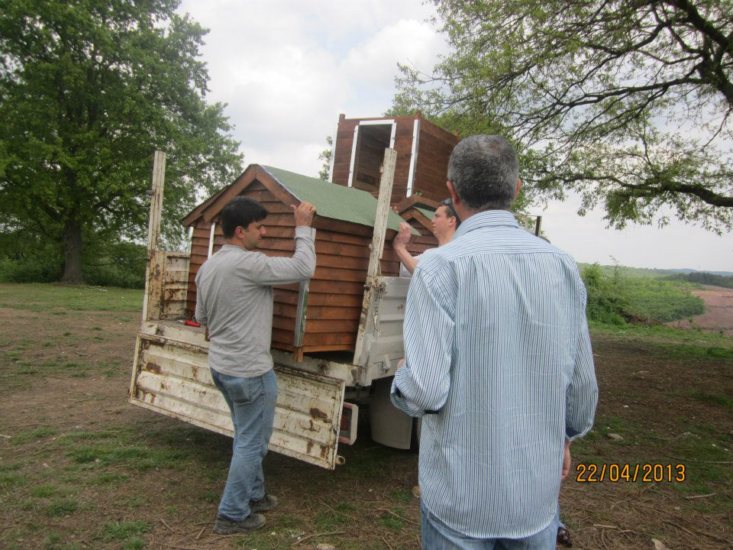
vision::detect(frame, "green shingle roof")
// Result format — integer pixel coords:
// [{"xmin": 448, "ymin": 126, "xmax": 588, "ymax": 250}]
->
[
  {"xmin": 415, "ymin": 206, "xmax": 436, "ymax": 220},
  {"xmin": 263, "ymin": 166, "xmax": 417, "ymax": 234}
]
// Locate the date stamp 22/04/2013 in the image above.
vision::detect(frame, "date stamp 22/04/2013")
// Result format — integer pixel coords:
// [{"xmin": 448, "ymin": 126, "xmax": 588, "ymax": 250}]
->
[{"xmin": 575, "ymin": 463, "xmax": 686, "ymax": 483}]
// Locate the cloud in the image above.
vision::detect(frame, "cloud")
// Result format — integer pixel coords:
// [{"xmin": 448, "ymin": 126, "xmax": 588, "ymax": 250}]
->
[
  {"xmin": 176, "ymin": 1, "xmax": 731, "ymax": 271},
  {"xmin": 541, "ymin": 194, "xmax": 733, "ymax": 271},
  {"xmin": 178, "ymin": 0, "xmax": 445, "ymax": 174}
]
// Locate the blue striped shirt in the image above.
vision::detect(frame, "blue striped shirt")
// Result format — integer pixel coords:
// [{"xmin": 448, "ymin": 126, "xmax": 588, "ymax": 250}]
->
[{"xmin": 391, "ymin": 210, "xmax": 597, "ymax": 539}]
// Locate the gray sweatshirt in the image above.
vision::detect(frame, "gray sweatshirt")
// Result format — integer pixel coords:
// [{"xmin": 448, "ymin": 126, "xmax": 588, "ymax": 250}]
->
[{"xmin": 195, "ymin": 226, "xmax": 316, "ymax": 377}]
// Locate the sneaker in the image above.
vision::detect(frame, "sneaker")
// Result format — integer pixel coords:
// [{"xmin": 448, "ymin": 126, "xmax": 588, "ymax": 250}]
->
[
  {"xmin": 250, "ymin": 494, "xmax": 279, "ymax": 513},
  {"xmin": 213, "ymin": 513, "xmax": 265, "ymax": 535}
]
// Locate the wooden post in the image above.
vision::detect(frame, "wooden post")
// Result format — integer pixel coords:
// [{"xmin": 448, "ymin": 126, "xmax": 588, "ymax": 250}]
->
[
  {"xmin": 141, "ymin": 151, "xmax": 166, "ymax": 322},
  {"xmin": 366, "ymin": 148, "xmax": 397, "ymax": 278},
  {"xmin": 353, "ymin": 148, "xmax": 397, "ymax": 366}
]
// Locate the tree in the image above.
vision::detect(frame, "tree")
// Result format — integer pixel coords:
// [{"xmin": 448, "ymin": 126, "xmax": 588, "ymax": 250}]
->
[
  {"xmin": 318, "ymin": 136, "xmax": 333, "ymax": 181},
  {"xmin": 0, "ymin": 0, "xmax": 243, "ymax": 283},
  {"xmin": 394, "ymin": 0, "xmax": 732, "ymax": 232}
]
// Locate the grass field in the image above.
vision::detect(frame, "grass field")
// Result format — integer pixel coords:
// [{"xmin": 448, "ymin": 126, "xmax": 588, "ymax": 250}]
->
[{"xmin": 1, "ymin": 283, "xmax": 732, "ymax": 549}]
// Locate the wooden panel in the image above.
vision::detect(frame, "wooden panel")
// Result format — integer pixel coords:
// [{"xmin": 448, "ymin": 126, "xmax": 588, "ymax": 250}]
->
[
  {"xmin": 303, "ymin": 331, "xmax": 357, "ymax": 347},
  {"xmin": 307, "ymin": 280, "xmax": 366, "ymax": 295},
  {"xmin": 129, "ymin": 332, "xmax": 346, "ymax": 469},
  {"xmin": 274, "ymin": 289, "xmax": 363, "ymax": 308},
  {"xmin": 274, "ymin": 302, "xmax": 361, "ymax": 320},
  {"xmin": 273, "ymin": 328, "xmax": 356, "ymax": 348},
  {"xmin": 332, "ymin": 117, "xmax": 359, "ymax": 186},
  {"xmin": 353, "ymin": 276, "xmax": 410, "ymax": 385},
  {"xmin": 412, "ymin": 127, "xmax": 459, "ymax": 202},
  {"xmin": 313, "ymin": 266, "xmax": 369, "ymax": 283}
]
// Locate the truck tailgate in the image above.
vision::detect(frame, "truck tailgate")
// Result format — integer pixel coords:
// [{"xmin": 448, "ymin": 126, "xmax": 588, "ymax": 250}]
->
[{"xmin": 129, "ymin": 330, "xmax": 345, "ymax": 469}]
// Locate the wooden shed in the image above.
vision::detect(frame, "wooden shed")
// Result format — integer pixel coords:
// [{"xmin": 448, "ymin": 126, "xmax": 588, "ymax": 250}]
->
[
  {"xmin": 181, "ymin": 164, "xmax": 410, "ymax": 358},
  {"xmin": 330, "ymin": 113, "xmax": 459, "ymax": 205}
]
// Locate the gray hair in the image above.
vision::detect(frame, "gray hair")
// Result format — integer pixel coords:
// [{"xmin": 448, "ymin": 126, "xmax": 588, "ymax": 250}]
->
[{"xmin": 447, "ymin": 135, "xmax": 519, "ymax": 210}]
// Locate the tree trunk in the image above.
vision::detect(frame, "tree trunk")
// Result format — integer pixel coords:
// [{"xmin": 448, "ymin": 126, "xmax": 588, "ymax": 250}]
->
[{"xmin": 61, "ymin": 219, "xmax": 83, "ymax": 283}]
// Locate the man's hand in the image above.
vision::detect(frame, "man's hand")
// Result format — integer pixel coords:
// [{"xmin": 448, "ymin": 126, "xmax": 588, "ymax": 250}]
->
[
  {"xmin": 562, "ymin": 440, "xmax": 572, "ymax": 480},
  {"xmin": 396, "ymin": 358, "xmax": 406, "ymax": 370},
  {"xmin": 393, "ymin": 222, "xmax": 412, "ymax": 250},
  {"xmin": 292, "ymin": 201, "xmax": 316, "ymax": 227},
  {"xmin": 392, "ymin": 222, "xmax": 418, "ymax": 274}
]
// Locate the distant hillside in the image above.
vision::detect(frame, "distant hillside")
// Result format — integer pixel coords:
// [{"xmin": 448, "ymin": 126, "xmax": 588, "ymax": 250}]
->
[
  {"xmin": 578, "ymin": 264, "xmax": 733, "ymax": 289},
  {"xmin": 579, "ymin": 264, "xmax": 733, "ymax": 279}
]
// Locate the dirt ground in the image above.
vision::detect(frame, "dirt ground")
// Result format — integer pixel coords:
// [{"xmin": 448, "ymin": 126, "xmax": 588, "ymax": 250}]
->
[
  {"xmin": 1, "ymin": 292, "xmax": 732, "ymax": 549},
  {"xmin": 668, "ymin": 285, "xmax": 733, "ymax": 336}
]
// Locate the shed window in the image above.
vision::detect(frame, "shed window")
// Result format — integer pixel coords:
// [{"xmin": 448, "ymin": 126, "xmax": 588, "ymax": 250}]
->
[{"xmin": 350, "ymin": 124, "xmax": 393, "ymax": 193}]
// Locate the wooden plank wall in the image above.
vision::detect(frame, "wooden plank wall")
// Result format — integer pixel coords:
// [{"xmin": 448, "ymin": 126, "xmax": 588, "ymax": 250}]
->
[
  {"xmin": 391, "ymin": 120, "xmax": 417, "ymax": 201},
  {"xmin": 413, "ymin": 120, "xmax": 459, "ymax": 202},
  {"xmin": 405, "ymin": 218, "xmax": 438, "ymax": 257},
  {"xmin": 331, "ymin": 117, "xmax": 359, "ymax": 187},
  {"xmin": 331, "ymin": 115, "xmax": 459, "ymax": 206},
  {"xmin": 331, "ymin": 117, "xmax": 415, "ymax": 205},
  {"xmin": 160, "ymin": 253, "xmax": 190, "ymax": 319},
  {"xmin": 184, "ymin": 180, "xmax": 401, "ymax": 355},
  {"xmin": 185, "ymin": 222, "xmax": 223, "ymax": 318}
]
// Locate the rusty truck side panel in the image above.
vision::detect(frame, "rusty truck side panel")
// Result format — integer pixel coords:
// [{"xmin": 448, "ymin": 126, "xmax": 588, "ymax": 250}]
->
[{"xmin": 129, "ymin": 321, "xmax": 347, "ymax": 469}]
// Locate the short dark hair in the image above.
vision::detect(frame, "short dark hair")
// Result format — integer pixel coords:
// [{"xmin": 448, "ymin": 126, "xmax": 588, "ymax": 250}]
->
[
  {"xmin": 439, "ymin": 198, "xmax": 461, "ymax": 227},
  {"xmin": 219, "ymin": 196, "xmax": 268, "ymax": 238},
  {"xmin": 447, "ymin": 135, "xmax": 519, "ymax": 211}
]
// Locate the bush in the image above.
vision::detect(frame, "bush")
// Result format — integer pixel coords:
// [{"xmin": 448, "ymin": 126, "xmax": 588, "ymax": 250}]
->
[
  {"xmin": 684, "ymin": 272, "xmax": 733, "ymax": 289},
  {"xmin": 0, "ymin": 253, "xmax": 62, "ymax": 284},
  {"xmin": 581, "ymin": 264, "xmax": 628, "ymax": 325},
  {"xmin": 623, "ymin": 279, "xmax": 704, "ymax": 322},
  {"xmin": 581, "ymin": 263, "xmax": 705, "ymax": 326},
  {"xmin": 83, "ymin": 241, "xmax": 146, "ymax": 288}
]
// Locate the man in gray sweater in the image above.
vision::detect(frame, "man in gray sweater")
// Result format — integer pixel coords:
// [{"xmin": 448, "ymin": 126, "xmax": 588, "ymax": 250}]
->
[{"xmin": 195, "ymin": 196, "xmax": 317, "ymax": 535}]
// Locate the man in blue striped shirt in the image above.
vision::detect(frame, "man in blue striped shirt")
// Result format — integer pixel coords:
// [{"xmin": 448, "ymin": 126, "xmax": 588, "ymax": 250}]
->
[{"xmin": 391, "ymin": 135, "xmax": 598, "ymax": 549}]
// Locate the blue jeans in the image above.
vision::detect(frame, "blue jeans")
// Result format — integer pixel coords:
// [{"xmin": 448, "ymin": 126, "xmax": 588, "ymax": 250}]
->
[
  {"xmin": 211, "ymin": 368, "xmax": 277, "ymax": 521},
  {"xmin": 421, "ymin": 502, "xmax": 557, "ymax": 550}
]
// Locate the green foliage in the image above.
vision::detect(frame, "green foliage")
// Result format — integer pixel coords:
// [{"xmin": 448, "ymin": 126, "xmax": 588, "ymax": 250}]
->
[
  {"xmin": 0, "ymin": 237, "xmax": 146, "ymax": 287},
  {"xmin": 581, "ymin": 264, "xmax": 705, "ymax": 325},
  {"xmin": 82, "ymin": 240, "xmax": 146, "ymax": 288},
  {"xmin": 0, "ymin": 230, "xmax": 63, "ymax": 282},
  {"xmin": 581, "ymin": 264, "xmax": 628, "ymax": 325},
  {"xmin": 623, "ymin": 278, "xmax": 705, "ymax": 322},
  {"xmin": 678, "ymin": 271, "xmax": 733, "ymax": 289},
  {"xmin": 318, "ymin": 136, "xmax": 333, "ymax": 181},
  {"xmin": 394, "ymin": 0, "xmax": 733, "ymax": 230},
  {"xmin": 0, "ymin": 0, "xmax": 243, "ymax": 283}
]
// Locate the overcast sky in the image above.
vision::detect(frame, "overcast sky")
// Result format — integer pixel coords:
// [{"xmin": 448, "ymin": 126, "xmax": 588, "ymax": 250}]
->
[{"xmin": 178, "ymin": 0, "xmax": 732, "ymax": 273}]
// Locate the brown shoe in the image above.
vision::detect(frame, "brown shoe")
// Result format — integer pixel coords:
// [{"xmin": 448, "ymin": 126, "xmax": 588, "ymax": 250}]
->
[{"xmin": 213, "ymin": 513, "xmax": 265, "ymax": 535}]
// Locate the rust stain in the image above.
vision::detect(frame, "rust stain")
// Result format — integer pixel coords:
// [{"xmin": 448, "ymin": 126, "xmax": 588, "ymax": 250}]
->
[
  {"xmin": 140, "ymin": 391, "xmax": 156, "ymax": 404},
  {"xmin": 306, "ymin": 440, "xmax": 314, "ymax": 454},
  {"xmin": 319, "ymin": 444, "xmax": 329, "ymax": 459},
  {"xmin": 301, "ymin": 420, "xmax": 317, "ymax": 432},
  {"xmin": 146, "ymin": 362, "xmax": 162, "ymax": 374},
  {"xmin": 310, "ymin": 407, "xmax": 328, "ymax": 421}
]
